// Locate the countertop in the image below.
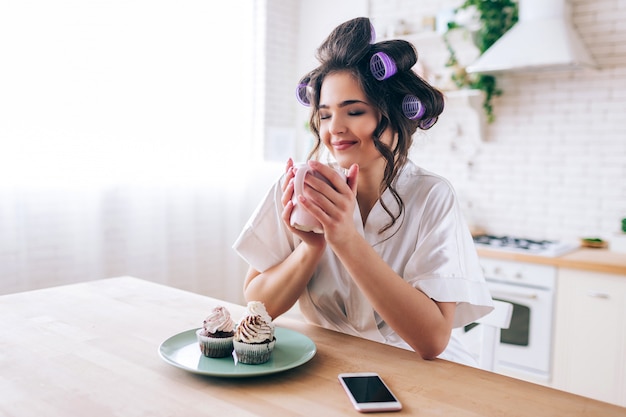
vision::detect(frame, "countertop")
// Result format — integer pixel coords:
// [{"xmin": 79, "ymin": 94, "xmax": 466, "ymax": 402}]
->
[
  {"xmin": 1, "ymin": 276, "xmax": 624, "ymax": 416},
  {"xmin": 476, "ymin": 248, "xmax": 626, "ymax": 276}
]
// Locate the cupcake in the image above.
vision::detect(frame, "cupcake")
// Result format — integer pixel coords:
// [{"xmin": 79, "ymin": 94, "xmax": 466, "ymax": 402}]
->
[
  {"xmin": 233, "ymin": 301, "xmax": 276, "ymax": 364},
  {"xmin": 196, "ymin": 305, "xmax": 235, "ymax": 358}
]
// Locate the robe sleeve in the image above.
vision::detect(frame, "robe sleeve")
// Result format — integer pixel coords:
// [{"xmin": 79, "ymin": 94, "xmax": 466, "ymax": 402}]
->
[
  {"xmin": 232, "ymin": 177, "xmax": 296, "ymax": 273},
  {"xmin": 404, "ymin": 180, "xmax": 494, "ymax": 328}
]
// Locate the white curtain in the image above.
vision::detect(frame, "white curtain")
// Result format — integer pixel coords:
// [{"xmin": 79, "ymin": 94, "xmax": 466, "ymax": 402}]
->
[{"xmin": 0, "ymin": 0, "xmax": 266, "ymax": 302}]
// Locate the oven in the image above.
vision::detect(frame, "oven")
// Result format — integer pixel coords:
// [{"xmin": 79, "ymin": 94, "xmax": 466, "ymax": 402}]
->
[
  {"xmin": 458, "ymin": 235, "xmax": 578, "ymax": 384},
  {"xmin": 479, "ymin": 258, "xmax": 557, "ymax": 384}
]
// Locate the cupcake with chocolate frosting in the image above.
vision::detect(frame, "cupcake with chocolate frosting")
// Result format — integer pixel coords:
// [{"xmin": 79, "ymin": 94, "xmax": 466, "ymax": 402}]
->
[
  {"xmin": 196, "ymin": 305, "xmax": 235, "ymax": 358},
  {"xmin": 233, "ymin": 301, "xmax": 276, "ymax": 364}
]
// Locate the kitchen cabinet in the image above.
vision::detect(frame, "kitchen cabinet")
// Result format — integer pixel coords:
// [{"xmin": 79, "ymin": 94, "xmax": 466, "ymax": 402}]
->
[{"xmin": 552, "ymin": 268, "xmax": 626, "ymax": 407}]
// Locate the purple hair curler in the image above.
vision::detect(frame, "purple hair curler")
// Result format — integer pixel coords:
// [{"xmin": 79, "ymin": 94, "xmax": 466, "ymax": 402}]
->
[
  {"xmin": 370, "ymin": 52, "xmax": 397, "ymax": 81},
  {"xmin": 296, "ymin": 83, "xmax": 311, "ymax": 107},
  {"xmin": 402, "ymin": 95, "xmax": 426, "ymax": 120},
  {"xmin": 370, "ymin": 22, "xmax": 376, "ymax": 44},
  {"xmin": 419, "ymin": 117, "xmax": 437, "ymax": 130}
]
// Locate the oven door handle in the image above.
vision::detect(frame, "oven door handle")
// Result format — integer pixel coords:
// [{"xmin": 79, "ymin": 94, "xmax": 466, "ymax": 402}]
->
[{"xmin": 490, "ymin": 289, "xmax": 539, "ymax": 300}]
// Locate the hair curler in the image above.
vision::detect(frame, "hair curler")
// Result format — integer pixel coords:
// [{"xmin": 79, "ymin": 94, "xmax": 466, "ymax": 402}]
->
[
  {"xmin": 419, "ymin": 117, "xmax": 437, "ymax": 130},
  {"xmin": 296, "ymin": 83, "xmax": 311, "ymax": 107},
  {"xmin": 401, "ymin": 95, "xmax": 426, "ymax": 120},
  {"xmin": 370, "ymin": 52, "xmax": 397, "ymax": 81},
  {"xmin": 370, "ymin": 22, "xmax": 376, "ymax": 44}
]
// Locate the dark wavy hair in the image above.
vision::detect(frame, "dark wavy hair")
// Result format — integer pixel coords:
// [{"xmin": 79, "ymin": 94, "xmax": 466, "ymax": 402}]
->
[{"xmin": 298, "ymin": 17, "xmax": 445, "ymax": 233}]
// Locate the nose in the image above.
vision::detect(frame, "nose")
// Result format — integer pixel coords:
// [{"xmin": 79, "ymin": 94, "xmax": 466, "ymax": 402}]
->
[{"xmin": 328, "ymin": 114, "xmax": 346, "ymax": 135}]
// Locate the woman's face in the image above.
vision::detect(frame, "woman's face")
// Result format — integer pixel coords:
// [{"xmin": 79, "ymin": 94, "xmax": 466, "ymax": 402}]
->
[{"xmin": 317, "ymin": 71, "xmax": 393, "ymax": 171}]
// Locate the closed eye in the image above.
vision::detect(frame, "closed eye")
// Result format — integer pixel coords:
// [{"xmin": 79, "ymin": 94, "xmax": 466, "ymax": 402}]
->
[
  {"xmin": 319, "ymin": 100, "xmax": 370, "ymax": 120},
  {"xmin": 320, "ymin": 109, "xmax": 365, "ymax": 120}
]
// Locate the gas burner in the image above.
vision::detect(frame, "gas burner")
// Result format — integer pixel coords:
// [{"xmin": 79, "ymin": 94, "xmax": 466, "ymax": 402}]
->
[{"xmin": 473, "ymin": 234, "xmax": 579, "ymax": 257}]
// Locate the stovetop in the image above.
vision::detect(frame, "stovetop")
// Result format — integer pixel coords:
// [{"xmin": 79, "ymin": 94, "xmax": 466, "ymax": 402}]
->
[{"xmin": 473, "ymin": 234, "xmax": 580, "ymax": 257}]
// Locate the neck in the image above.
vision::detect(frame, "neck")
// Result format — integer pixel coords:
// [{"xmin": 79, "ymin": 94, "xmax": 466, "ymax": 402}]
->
[{"xmin": 356, "ymin": 161, "xmax": 385, "ymax": 224}]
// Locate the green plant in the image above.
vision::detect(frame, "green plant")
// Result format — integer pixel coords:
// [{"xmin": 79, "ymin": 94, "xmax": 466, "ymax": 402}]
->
[
  {"xmin": 444, "ymin": 0, "xmax": 518, "ymax": 123},
  {"xmin": 622, "ymin": 217, "xmax": 626, "ymax": 233}
]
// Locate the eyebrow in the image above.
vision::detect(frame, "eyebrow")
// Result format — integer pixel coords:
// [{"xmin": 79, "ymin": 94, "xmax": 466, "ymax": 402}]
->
[{"xmin": 319, "ymin": 99, "xmax": 369, "ymax": 109}]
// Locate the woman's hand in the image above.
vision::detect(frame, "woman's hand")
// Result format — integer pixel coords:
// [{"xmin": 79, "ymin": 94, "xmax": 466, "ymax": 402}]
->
[
  {"xmin": 293, "ymin": 160, "xmax": 360, "ymax": 248},
  {"xmin": 243, "ymin": 158, "xmax": 333, "ymax": 320}
]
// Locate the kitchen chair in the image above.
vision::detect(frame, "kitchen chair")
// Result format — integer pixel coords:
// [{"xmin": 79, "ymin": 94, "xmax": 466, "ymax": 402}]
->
[{"xmin": 475, "ymin": 300, "xmax": 513, "ymax": 372}]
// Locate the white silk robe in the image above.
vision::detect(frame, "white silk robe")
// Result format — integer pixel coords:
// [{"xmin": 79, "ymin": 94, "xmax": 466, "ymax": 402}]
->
[{"xmin": 233, "ymin": 161, "xmax": 494, "ymax": 365}]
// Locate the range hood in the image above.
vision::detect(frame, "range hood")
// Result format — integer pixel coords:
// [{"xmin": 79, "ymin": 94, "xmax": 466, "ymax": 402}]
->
[{"xmin": 466, "ymin": 0, "xmax": 597, "ymax": 74}]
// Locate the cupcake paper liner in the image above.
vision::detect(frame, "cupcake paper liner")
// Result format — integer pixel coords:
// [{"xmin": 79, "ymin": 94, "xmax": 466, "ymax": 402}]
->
[
  {"xmin": 196, "ymin": 329, "xmax": 234, "ymax": 358},
  {"xmin": 233, "ymin": 338, "xmax": 276, "ymax": 364}
]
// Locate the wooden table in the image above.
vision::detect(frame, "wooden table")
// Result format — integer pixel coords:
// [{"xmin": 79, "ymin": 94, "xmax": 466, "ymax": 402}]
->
[{"xmin": 1, "ymin": 277, "xmax": 624, "ymax": 417}]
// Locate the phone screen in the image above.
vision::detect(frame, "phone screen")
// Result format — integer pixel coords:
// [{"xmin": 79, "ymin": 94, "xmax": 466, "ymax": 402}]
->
[{"xmin": 341, "ymin": 375, "xmax": 397, "ymax": 403}]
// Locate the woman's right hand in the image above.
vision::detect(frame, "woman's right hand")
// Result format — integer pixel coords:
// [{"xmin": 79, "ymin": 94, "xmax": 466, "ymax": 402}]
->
[{"xmin": 280, "ymin": 158, "xmax": 326, "ymax": 249}]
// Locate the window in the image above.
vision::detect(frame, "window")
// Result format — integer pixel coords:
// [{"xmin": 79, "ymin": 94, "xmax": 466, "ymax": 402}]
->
[{"xmin": 0, "ymin": 1, "xmax": 256, "ymax": 187}]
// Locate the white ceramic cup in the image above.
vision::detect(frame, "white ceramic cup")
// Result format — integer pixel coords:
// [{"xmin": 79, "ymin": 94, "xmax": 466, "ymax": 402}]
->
[{"xmin": 290, "ymin": 163, "xmax": 346, "ymax": 234}]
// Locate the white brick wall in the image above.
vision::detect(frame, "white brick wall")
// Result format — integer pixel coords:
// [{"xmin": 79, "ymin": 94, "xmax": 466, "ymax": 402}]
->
[{"xmin": 368, "ymin": 0, "xmax": 626, "ymax": 242}]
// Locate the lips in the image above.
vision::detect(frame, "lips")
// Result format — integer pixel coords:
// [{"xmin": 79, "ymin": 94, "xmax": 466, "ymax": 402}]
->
[{"xmin": 331, "ymin": 140, "xmax": 357, "ymax": 151}]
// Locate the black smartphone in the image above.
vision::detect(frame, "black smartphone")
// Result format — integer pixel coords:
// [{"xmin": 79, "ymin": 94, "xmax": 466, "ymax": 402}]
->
[{"xmin": 338, "ymin": 372, "xmax": 402, "ymax": 413}]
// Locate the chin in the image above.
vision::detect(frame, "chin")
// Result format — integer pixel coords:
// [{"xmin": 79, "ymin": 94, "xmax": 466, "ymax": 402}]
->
[
  {"xmin": 328, "ymin": 153, "xmax": 352, "ymax": 166},
  {"xmin": 333, "ymin": 159, "xmax": 354, "ymax": 171}
]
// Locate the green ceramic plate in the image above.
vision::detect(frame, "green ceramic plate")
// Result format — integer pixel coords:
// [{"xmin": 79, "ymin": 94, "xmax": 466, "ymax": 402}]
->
[{"xmin": 158, "ymin": 327, "xmax": 316, "ymax": 377}]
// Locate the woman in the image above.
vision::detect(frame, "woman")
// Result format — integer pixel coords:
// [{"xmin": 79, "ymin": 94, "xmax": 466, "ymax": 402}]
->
[{"xmin": 233, "ymin": 17, "xmax": 493, "ymax": 364}]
